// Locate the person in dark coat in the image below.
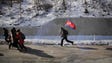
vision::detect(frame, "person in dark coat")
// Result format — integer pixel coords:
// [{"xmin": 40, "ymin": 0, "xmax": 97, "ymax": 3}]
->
[
  {"xmin": 60, "ymin": 27, "xmax": 73, "ymax": 46},
  {"xmin": 3, "ymin": 28, "xmax": 13, "ymax": 49},
  {"xmin": 9, "ymin": 27, "xmax": 19, "ymax": 49},
  {"xmin": 3, "ymin": 28, "xmax": 9, "ymax": 43}
]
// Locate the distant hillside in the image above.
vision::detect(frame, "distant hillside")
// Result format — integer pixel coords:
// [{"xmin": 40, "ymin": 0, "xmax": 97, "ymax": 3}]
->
[{"xmin": 0, "ymin": 0, "xmax": 112, "ymax": 27}]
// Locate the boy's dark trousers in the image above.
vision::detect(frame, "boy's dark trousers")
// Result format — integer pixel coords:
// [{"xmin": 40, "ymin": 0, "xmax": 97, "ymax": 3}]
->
[
  {"xmin": 5, "ymin": 36, "xmax": 9, "ymax": 43},
  {"xmin": 9, "ymin": 39, "xmax": 19, "ymax": 50},
  {"xmin": 61, "ymin": 36, "xmax": 73, "ymax": 46}
]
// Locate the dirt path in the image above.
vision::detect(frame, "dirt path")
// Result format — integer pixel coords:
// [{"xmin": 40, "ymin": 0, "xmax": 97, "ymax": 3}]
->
[{"xmin": 0, "ymin": 44, "xmax": 112, "ymax": 63}]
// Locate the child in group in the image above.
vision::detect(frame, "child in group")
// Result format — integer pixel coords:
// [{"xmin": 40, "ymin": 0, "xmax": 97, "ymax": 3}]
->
[{"xmin": 16, "ymin": 29, "xmax": 27, "ymax": 51}]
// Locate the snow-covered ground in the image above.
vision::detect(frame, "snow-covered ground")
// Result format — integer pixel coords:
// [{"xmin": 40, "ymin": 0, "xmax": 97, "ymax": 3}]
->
[
  {"xmin": 25, "ymin": 35, "xmax": 112, "ymax": 45},
  {"xmin": 0, "ymin": 0, "xmax": 112, "ymax": 27},
  {"xmin": 1, "ymin": 35, "xmax": 112, "ymax": 46}
]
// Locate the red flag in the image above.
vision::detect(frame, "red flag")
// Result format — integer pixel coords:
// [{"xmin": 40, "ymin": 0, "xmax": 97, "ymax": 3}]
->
[{"xmin": 65, "ymin": 20, "xmax": 76, "ymax": 30}]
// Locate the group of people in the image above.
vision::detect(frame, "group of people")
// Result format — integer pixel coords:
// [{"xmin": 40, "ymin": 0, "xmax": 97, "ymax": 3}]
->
[
  {"xmin": 3, "ymin": 27, "xmax": 27, "ymax": 51},
  {"xmin": 3, "ymin": 27, "xmax": 73, "ymax": 48}
]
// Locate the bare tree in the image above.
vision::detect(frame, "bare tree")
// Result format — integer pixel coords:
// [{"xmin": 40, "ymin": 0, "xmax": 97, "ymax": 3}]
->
[
  {"xmin": 19, "ymin": 0, "xmax": 22, "ymax": 18},
  {"xmin": 62, "ymin": 0, "xmax": 67, "ymax": 12},
  {"xmin": 17, "ymin": 0, "xmax": 23, "ymax": 19},
  {"xmin": 84, "ymin": 0, "xmax": 89, "ymax": 13},
  {"xmin": 10, "ymin": 0, "xmax": 13, "ymax": 7},
  {"xmin": 91, "ymin": 0, "xmax": 112, "ymax": 16},
  {"xmin": 0, "ymin": 0, "xmax": 2, "ymax": 15},
  {"xmin": 33, "ymin": 0, "xmax": 53, "ymax": 16},
  {"xmin": 34, "ymin": 0, "xmax": 41, "ymax": 16}
]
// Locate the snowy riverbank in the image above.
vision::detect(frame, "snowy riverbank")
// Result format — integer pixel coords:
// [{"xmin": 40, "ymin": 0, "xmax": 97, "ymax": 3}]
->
[{"xmin": 0, "ymin": 36, "xmax": 112, "ymax": 45}]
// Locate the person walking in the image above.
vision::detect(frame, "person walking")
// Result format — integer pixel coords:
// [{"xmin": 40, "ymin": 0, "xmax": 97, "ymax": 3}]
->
[
  {"xmin": 60, "ymin": 27, "xmax": 73, "ymax": 46},
  {"xmin": 16, "ymin": 29, "xmax": 27, "ymax": 51},
  {"xmin": 3, "ymin": 28, "xmax": 13, "ymax": 49},
  {"xmin": 3, "ymin": 28, "xmax": 9, "ymax": 43},
  {"xmin": 10, "ymin": 27, "xmax": 19, "ymax": 49}
]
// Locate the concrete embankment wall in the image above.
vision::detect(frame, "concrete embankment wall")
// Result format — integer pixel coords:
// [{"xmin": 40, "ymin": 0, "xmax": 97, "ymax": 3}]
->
[{"xmin": 0, "ymin": 17, "xmax": 112, "ymax": 37}]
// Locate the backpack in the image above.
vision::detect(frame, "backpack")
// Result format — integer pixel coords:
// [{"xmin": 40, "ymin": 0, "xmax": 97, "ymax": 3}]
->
[
  {"xmin": 65, "ymin": 30, "xmax": 68, "ymax": 35},
  {"xmin": 63, "ymin": 29, "xmax": 68, "ymax": 35},
  {"xmin": 21, "ymin": 33, "xmax": 25, "ymax": 39}
]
